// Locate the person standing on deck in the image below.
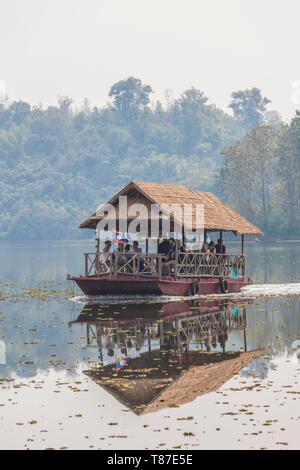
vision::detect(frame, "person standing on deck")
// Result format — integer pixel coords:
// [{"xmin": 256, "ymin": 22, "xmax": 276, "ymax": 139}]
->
[
  {"xmin": 215, "ymin": 238, "xmax": 226, "ymax": 254},
  {"xmin": 166, "ymin": 238, "xmax": 176, "ymax": 260},
  {"xmin": 158, "ymin": 239, "xmax": 169, "ymax": 255}
]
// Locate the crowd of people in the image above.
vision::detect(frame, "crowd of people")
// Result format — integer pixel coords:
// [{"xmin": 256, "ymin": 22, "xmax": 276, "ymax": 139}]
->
[
  {"xmin": 97, "ymin": 239, "xmax": 143, "ymax": 271},
  {"xmin": 200, "ymin": 239, "xmax": 226, "ymax": 255},
  {"xmin": 102, "ymin": 239, "xmax": 142, "ymax": 256},
  {"xmin": 96, "ymin": 237, "xmax": 227, "ymax": 275},
  {"xmin": 101, "ymin": 237, "xmax": 226, "ymax": 257}
]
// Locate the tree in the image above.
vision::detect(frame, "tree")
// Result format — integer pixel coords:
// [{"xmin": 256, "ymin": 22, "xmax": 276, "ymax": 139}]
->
[
  {"xmin": 109, "ymin": 77, "xmax": 153, "ymax": 123},
  {"xmin": 277, "ymin": 111, "xmax": 300, "ymax": 232},
  {"xmin": 170, "ymin": 88, "xmax": 213, "ymax": 156},
  {"xmin": 221, "ymin": 125, "xmax": 279, "ymax": 232},
  {"xmin": 229, "ymin": 88, "xmax": 271, "ymax": 129},
  {"xmin": 247, "ymin": 125, "xmax": 279, "ymax": 231},
  {"xmin": 221, "ymin": 139, "xmax": 256, "ymax": 220},
  {"xmin": 9, "ymin": 100, "xmax": 31, "ymax": 124},
  {"xmin": 57, "ymin": 96, "xmax": 73, "ymax": 115}
]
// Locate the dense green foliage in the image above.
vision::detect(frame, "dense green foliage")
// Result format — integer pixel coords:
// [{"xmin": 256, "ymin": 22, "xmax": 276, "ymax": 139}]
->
[
  {"xmin": 0, "ymin": 77, "xmax": 297, "ymax": 239},
  {"xmin": 221, "ymin": 112, "xmax": 300, "ymax": 238}
]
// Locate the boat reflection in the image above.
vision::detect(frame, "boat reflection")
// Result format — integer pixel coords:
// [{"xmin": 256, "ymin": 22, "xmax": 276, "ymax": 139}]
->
[{"xmin": 70, "ymin": 299, "xmax": 261, "ymax": 414}]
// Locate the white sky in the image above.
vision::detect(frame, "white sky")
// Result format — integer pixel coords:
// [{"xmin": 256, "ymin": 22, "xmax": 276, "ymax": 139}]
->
[{"xmin": 1, "ymin": 0, "xmax": 300, "ymax": 120}]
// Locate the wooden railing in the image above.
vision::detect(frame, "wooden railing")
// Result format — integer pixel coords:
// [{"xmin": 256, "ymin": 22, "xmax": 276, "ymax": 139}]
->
[
  {"xmin": 83, "ymin": 252, "xmax": 245, "ymax": 279},
  {"xmin": 175, "ymin": 253, "xmax": 245, "ymax": 278},
  {"xmin": 84, "ymin": 252, "xmax": 163, "ymax": 278},
  {"xmin": 84, "ymin": 252, "xmax": 111, "ymax": 276}
]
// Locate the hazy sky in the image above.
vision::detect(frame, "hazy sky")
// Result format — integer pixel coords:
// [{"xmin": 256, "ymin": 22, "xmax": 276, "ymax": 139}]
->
[{"xmin": 1, "ymin": 0, "xmax": 300, "ymax": 120}]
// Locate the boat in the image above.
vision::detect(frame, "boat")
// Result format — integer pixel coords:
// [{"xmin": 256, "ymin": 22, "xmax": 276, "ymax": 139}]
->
[{"xmin": 68, "ymin": 181, "xmax": 262, "ymax": 296}]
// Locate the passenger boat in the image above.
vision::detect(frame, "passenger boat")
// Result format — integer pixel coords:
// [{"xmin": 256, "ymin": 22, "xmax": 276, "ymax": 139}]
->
[{"xmin": 68, "ymin": 181, "xmax": 262, "ymax": 296}]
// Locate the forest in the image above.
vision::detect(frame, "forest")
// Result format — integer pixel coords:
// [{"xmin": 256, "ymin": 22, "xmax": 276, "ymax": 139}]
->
[{"xmin": 0, "ymin": 76, "xmax": 299, "ymax": 239}]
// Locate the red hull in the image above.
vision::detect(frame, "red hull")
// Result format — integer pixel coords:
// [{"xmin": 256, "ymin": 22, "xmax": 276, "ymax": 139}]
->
[{"xmin": 70, "ymin": 273, "xmax": 253, "ymax": 296}]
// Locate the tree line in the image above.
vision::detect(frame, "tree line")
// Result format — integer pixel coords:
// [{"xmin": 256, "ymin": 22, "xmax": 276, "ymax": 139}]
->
[{"xmin": 0, "ymin": 76, "xmax": 297, "ymax": 239}]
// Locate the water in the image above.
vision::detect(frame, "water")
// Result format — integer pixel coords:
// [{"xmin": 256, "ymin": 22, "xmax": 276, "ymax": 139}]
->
[{"xmin": 1, "ymin": 239, "xmax": 300, "ymax": 449}]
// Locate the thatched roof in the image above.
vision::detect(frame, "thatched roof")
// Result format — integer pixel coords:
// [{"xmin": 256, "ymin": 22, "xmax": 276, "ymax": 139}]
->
[{"xmin": 80, "ymin": 181, "xmax": 262, "ymax": 236}]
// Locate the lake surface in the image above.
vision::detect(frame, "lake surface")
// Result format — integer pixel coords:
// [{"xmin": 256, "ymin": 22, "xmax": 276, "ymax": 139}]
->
[{"xmin": 1, "ymin": 239, "xmax": 300, "ymax": 450}]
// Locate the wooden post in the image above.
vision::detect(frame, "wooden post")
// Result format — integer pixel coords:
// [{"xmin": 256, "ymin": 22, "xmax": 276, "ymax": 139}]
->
[
  {"xmin": 176, "ymin": 319, "xmax": 180, "ymax": 354},
  {"xmin": 137, "ymin": 254, "xmax": 140, "ymax": 279},
  {"xmin": 174, "ymin": 253, "xmax": 178, "ymax": 278},
  {"xmin": 96, "ymin": 230, "xmax": 100, "ymax": 253},
  {"xmin": 241, "ymin": 234, "xmax": 244, "ymax": 254},
  {"xmin": 84, "ymin": 253, "xmax": 88, "ymax": 276},
  {"xmin": 147, "ymin": 324, "xmax": 151, "ymax": 353},
  {"xmin": 158, "ymin": 255, "xmax": 162, "ymax": 279},
  {"xmin": 113, "ymin": 252, "xmax": 118, "ymax": 278},
  {"xmin": 219, "ymin": 230, "xmax": 224, "ymax": 276}
]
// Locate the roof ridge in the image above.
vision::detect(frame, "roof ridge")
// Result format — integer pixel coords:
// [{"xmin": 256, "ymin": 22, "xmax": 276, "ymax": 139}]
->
[{"xmin": 133, "ymin": 180, "xmax": 187, "ymax": 188}]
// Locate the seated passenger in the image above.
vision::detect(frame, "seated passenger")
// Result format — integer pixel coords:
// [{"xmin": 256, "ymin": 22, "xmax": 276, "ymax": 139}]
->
[
  {"xmin": 102, "ymin": 240, "xmax": 111, "ymax": 260},
  {"xmin": 178, "ymin": 244, "xmax": 189, "ymax": 262},
  {"xmin": 129, "ymin": 240, "xmax": 144, "ymax": 273},
  {"xmin": 179, "ymin": 244, "xmax": 189, "ymax": 253},
  {"xmin": 114, "ymin": 242, "xmax": 128, "ymax": 267},
  {"xmin": 200, "ymin": 241, "xmax": 211, "ymax": 275},
  {"xmin": 215, "ymin": 238, "xmax": 226, "ymax": 254},
  {"xmin": 115, "ymin": 242, "xmax": 125, "ymax": 253},
  {"xmin": 200, "ymin": 242, "xmax": 209, "ymax": 253},
  {"xmin": 96, "ymin": 240, "xmax": 111, "ymax": 273},
  {"xmin": 132, "ymin": 240, "xmax": 142, "ymax": 253},
  {"xmin": 162, "ymin": 238, "xmax": 177, "ymax": 275},
  {"xmin": 178, "ymin": 244, "xmax": 189, "ymax": 273},
  {"xmin": 208, "ymin": 241, "xmax": 216, "ymax": 253}
]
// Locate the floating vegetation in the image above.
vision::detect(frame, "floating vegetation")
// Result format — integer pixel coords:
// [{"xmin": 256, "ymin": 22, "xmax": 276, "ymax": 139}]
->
[
  {"xmin": 0, "ymin": 283, "xmax": 73, "ymax": 303},
  {"xmin": 22, "ymin": 288, "xmax": 73, "ymax": 300}
]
